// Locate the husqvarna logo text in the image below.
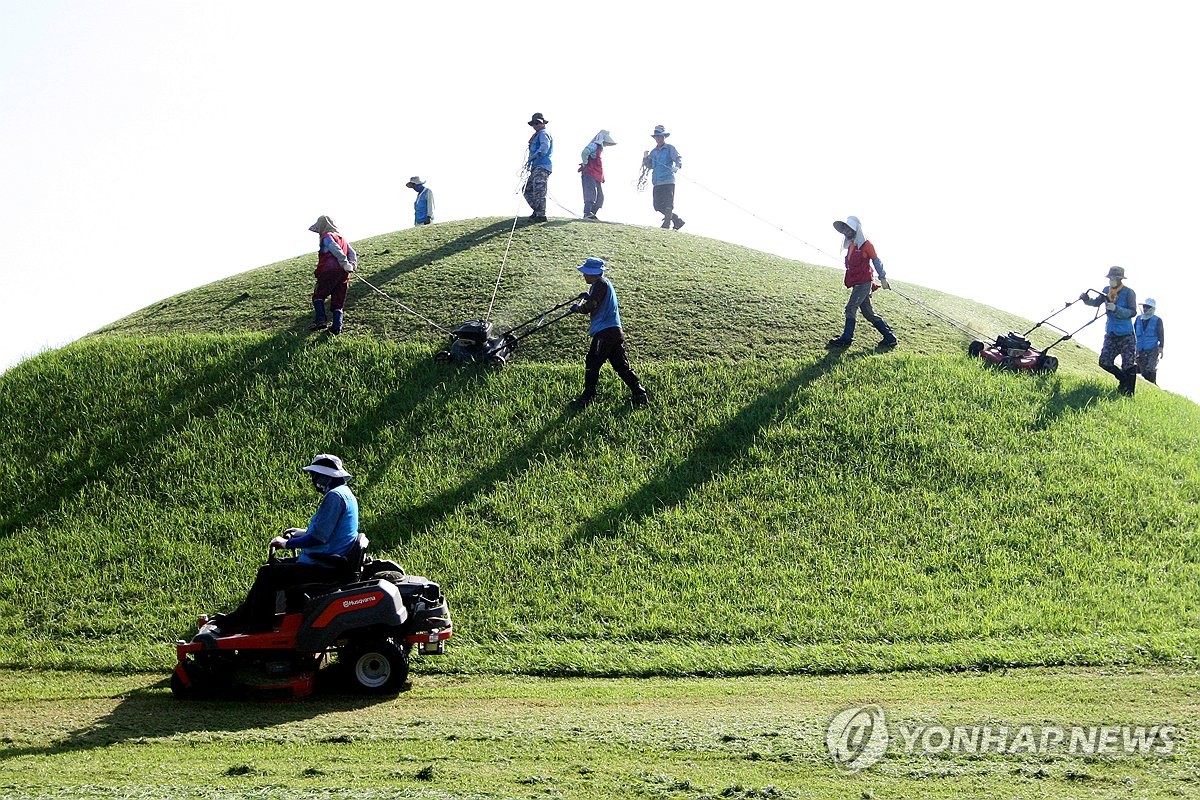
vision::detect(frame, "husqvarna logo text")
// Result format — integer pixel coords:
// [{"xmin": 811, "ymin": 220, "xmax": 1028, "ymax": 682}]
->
[{"xmin": 341, "ymin": 595, "xmax": 377, "ymax": 609}]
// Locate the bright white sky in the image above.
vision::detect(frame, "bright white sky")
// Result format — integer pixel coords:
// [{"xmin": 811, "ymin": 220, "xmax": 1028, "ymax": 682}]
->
[{"xmin": 2, "ymin": 1, "xmax": 1197, "ymax": 402}]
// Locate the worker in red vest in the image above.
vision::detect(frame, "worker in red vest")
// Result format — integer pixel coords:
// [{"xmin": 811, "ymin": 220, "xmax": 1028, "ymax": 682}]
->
[
  {"xmin": 579, "ymin": 130, "xmax": 616, "ymax": 220},
  {"xmin": 828, "ymin": 216, "xmax": 897, "ymax": 349},
  {"xmin": 308, "ymin": 215, "xmax": 357, "ymax": 335}
]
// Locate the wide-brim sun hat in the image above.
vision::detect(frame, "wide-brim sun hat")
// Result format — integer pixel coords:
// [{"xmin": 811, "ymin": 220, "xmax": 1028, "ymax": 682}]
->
[
  {"xmin": 1106, "ymin": 266, "xmax": 1126, "ymax": 279},
  {"xmin": 577, "ymin": 257, "xmax": 606, "ymax": 276},
  {"xmin": 405, "ymin": 176, "xmax": 425, "ymax": 187},
  {"xmin": 303, "ymin": 453, "xmax": 352, "ymax": 479},
  {"xmin": 651, "ymin": 125, "xmax": 670, "ymax": 137},
  {"xmin": 528, "ymin": 112, "xmax": 549, "ymax": 126},
  {"xmin": 833, "ymin": 219, "xmax": 855, "ymax": 236}
]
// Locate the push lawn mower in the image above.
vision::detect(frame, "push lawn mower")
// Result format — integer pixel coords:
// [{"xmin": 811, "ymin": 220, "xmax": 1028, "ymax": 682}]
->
[
  {"xmin": 968, "ymin": 289, "xmax": 1105, "ymax": 374},
  {"xmin": 435, "ymin": 296, "xmax": 579, "ymax": 367},
  {"xmin": 171, "ymin": 535, "xmax": 452, "ymax": 700}
]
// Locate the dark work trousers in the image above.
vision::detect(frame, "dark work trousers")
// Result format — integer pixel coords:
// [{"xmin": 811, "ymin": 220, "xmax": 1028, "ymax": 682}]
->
[
  {"xmin": 220, "ymin": 559, "xmax": 341, "ymax": 633},
  {"xmin": 582, "ymin": 330, "xmax": 643, "ymax": 399}
]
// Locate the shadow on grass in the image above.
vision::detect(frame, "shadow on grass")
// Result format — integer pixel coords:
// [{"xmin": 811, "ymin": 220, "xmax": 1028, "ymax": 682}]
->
[
  {"xmin": 346, "ymin": 219, "xmax": 518, "ymax": 305},
  {"xmin": 0, "ymin": 333, "xmax": 310, "ymax": 539},
  {"xmin": 0, "ymin": 677, "xmax": 391, "ymax": 762},
  {"xmin": 1032, "ymin": 377, "xmax": 1112, "ymax": 431},
  {"xmin": 364, "ymin": 396, "xmax": 576, "ymax": 548},
  {"xmin": 567, "ymin": 350, "xmax": 863, "ymax": 545}
]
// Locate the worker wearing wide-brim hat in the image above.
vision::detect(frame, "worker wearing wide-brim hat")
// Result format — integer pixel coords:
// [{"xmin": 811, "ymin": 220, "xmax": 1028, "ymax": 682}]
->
[
  {"xmin": 827, "ymin": 216, "xmax": 897, "ymax": 350},
  {"xmin": 579, "ymin": 130, "xmax": 617, "ymax": 221},
  {"xmin": 642, "ymin": 124, "xmax": 684, "ymax": 230},
  {"xmin": 405, "ymin": 176, "xmax": 435, "ymax": 226},
  {"xmin": 523, "ymin": 112, "xmax": 553, "ymax": 223},
  {"xmin": 569, "ymin": 257, "xmax": 649, "ymax": 408},
  {"xmin": 1133, "ymin": 296, "xmax": 1165, "ymax": 385},
  {"xmin": 308, "ymin": 216, "xmax": 358, "ymax": 335},
  {"xmin": 1080, "ymin": 266, "xmax": 1139, "ymax": 395},
  {"xmin": 196, "ymin": 454, "xmax": 360, "ymax": 639}
]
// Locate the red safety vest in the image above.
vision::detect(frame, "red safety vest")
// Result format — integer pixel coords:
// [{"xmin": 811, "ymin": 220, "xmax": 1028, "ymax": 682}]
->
[
  {"xmin": 844, "ymin": 242, "xmax": 874, "ymax": 288},
  {"xmin": 582, "ymin": 146, "xmax": 605, "ymax": 182},
  {"xmin": 316, "ymin": 232, "xmax": 350, "ymax": 274}
]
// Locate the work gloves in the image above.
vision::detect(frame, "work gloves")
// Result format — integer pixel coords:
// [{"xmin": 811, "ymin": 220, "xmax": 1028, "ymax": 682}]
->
[
  {"xmin": 1106, "ymin": 302, "xmax": 1116, "ymax": 312},
  {"xmin": 879, "ymin": 277, "xmax": 891, "ymax": 290}
]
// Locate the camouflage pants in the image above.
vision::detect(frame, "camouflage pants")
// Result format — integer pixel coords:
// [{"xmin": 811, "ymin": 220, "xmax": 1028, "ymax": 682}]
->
[
  {"xmin": 1098, "ymin": 332, "xmax": 1136, "ymax": 370},
  {"xmin": 1136, "ymin": 348, "xmax": 1160, "ymax": 378},
  {"xmin": 524, "ymin": 168, "xmax": 550, "ymax": 215}
]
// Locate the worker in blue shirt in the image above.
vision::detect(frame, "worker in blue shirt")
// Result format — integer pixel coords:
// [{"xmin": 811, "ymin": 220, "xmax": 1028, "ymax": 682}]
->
[
  {"xmin": 1134, "ymin": 297, "xmax": 1165, "ymax": 384},
  {"xmin": 642, "ymin": 124, "xmax": 684, "ymax": 230},
  {"xmin": 1080, "ymin": 266, "xmax": 1138, "ymax": 395},
  {"xmin": 406, "ymin": 176, "xmax": 435, "ymax": 225},
  {"xmin": 570, "ymin": 257, "xmax": 648, "ymax": 408},
  {"xmin": 197, "ymin": 454, "xmax": 360, "ymax": 637},
  {"xmin": 523, "ymin": 112, "xmax": 553, "ymax": 223}
]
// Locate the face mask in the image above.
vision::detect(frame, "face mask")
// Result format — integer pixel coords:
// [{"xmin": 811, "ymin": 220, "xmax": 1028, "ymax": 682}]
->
[
  {"xmin": 1109, "ymin": 277, "xmax": 1121, "ymax": 288},
  {"xmin": 1140, "ymin": 308, "xmax": 1154, "ymax": 319}
]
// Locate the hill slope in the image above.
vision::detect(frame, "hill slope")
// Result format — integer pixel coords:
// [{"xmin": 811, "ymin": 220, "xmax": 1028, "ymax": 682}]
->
[{"xmin": 2, "ymin": 217, "xmax": 1197, "ymax": 674}]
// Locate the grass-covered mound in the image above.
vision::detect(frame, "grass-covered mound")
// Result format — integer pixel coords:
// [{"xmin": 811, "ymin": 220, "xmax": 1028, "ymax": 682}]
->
[{"xmin": 2, "ymin": 218, "xmax": 1197, "ymax": 674}]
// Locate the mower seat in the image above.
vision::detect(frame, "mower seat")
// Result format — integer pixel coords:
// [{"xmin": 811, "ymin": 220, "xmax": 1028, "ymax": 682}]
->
[{"xmin": 282, "ymin": 533, "xmax": 370, "ymax": 612}]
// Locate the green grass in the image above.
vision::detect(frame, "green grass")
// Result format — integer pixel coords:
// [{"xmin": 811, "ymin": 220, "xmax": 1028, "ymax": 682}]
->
[
  {"xmin": 2, "ymin": 668, "xmax": 1198, "ymax": 799},
  {"xmin": 2, "ymin": 331, "xmax": 1198, "ymax": 674}
]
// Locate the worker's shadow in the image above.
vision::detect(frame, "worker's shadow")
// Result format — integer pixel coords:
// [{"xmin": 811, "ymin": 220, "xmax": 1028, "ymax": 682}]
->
[
  {"xmin": 0, "ymin": 677, "xmax": 390, "ymax": 764},
  {"xmin": 348, "ymin": 218, "xmax": 518, "ymax": 295},
  {"xmin": 0, "ymin": 332, "xmax": 309, "ymax": 540},
  {"xmin": 366, "ymin": 400, "xmax": 576, "ymax": 547},
  {"xmin": 1031, "ymin": 377, "xmax": 1110, "ymax": 431},
  {"xmin": 567, "ymin": 350, "xmax": 862, "ymax": 546}
]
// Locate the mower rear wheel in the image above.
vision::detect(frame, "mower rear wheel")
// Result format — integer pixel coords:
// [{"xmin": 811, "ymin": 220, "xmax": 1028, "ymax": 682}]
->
[
  {"xmin": 968, "ymin": 340, "xmax": 984, "ymax": 358},
  {"xmin": 1039, "ymin": 355, "xmax": 1059, "ymax": 373},
  {"xmin": 346, "ymin": 640, "xmax": 409, "ymax": 694},
  {"xmin": 170, "ymin": 668, "xmax": 192, "ymax": 699},
  {"xmin": 434, "ymin": 350, "xmax": 451, "ymax": 363}
]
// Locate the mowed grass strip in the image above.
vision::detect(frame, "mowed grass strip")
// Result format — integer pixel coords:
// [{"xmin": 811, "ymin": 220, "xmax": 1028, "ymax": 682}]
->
[
  {"xmin": 1, "ymin": 668, "xmax": 1197, "ymax": 799},
  {"xmin": 1, "ymin": 337, "xmax": 1197, "ymax": 674}
]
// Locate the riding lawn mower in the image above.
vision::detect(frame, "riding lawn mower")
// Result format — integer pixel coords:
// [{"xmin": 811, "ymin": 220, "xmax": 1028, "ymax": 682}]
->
[{"xmin": 171, "ymin": 535, "xmax": 452, "ymax": 700}]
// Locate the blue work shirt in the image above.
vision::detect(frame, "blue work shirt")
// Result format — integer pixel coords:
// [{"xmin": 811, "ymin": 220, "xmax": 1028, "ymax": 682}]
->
[
  {"xmin": 528, "ymin": 129, "xmax": 553, "ymax": 172},
  {"xmin": 644, "ymin": 143, "xmax": 681, "ymax": 185},
  {"xmin": 1082, "ymin": 285, "xmax": 1137, "ymax": 336},
  {"xmin": 286, "ymin": 484, "xmax": 359, "ymax": 566},
  {"xmin": 413, "ymin": 186, "xmax": 434, "ymax": 224},
  {"xmin": 583, "ymin": 277, "xmax": 622, "ymax": 336},
  {"xmin": 1134, "ymin": 314, "xmax": 1163, "ymax": 350}
]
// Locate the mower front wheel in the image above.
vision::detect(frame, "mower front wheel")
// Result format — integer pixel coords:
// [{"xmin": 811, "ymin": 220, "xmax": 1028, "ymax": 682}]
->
[
  {"xmin": 968, "ymin": 340, "xmax": 984, "ymax": 358},
  {"xmin": 1039, "ymin": 355, "xmax": 1059, "ymax": 373},
  {"xmin": 346, "ymin": 640, "xmax": 409, "ymax": 694}
]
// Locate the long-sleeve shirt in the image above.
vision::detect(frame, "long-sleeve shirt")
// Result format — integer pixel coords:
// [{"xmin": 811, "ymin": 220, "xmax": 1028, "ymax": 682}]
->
[
  {"xmin": 413, "ymin": 186, "xmax": 435, "ymax": 224},
  {"xmin": 578, "ymin": 277, "xmax": 623, "ymax": 336},
  {"xmin": 285, "ymin": 484, "xmax": 359, "ymax": 566},
  {"xmin": 528, "ymin": 130, "xmax": 553, "ymax": 172},
  {"xmin": 1082, "ymin": 285, "xmax": 1137, "ymax": 335},
  {"xmin": 643, "ymin": 143, "xmax": 682, "ymax": 185},
  {"xmin": 1134, "ymin": 315, "xmax": 1165, "ymax": 351}
]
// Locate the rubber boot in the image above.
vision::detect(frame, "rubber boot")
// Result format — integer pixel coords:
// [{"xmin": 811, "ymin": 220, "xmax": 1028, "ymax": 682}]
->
[
  {"xmin": 309, "ymin": 299, "xmax": 328, "ymax": 331},
  {"xmin": 571, "ymin": 391, "xmax": 595, "ymax": 409},
  {"xmin": 630, "ymin": 385, "xmax": 650, "ymax": 407},
  {"xmin": 329, "ymin": 309, "xmax": 344, "ymax": 335},
  {"xmin": 827, "ymin": 318, "xmax": 855, "ymax": 348},
  {"xmin": 1119, "ymin": 367, "xmax": 1137, "ymax": 396},
  {"xmin": 872, "ymin": 317, "xmax": 898, "ymax": 347},
  {"xmin": 1143, "ymin": 370, "xmax": 1157, "ymax": 384}
]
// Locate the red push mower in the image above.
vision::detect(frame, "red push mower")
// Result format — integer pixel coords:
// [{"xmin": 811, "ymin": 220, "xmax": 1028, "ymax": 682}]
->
[
  {"xmin": 967, "ymin": 289, "xmax": 1105, "ymax": 374},
  {"xmin": 171, "ymin": 535, "xmax": 452, "ymax": 700}
]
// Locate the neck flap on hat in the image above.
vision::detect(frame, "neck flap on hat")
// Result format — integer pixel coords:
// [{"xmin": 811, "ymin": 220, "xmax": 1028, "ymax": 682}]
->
[{"xmin": 842, "ymin": 216, "xmax": 866, "ymax": 251}]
